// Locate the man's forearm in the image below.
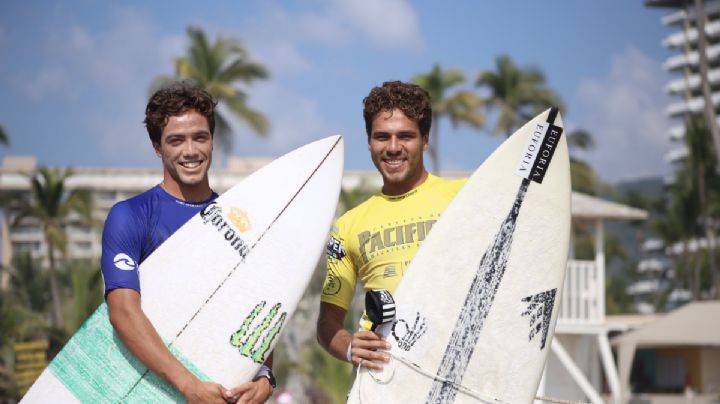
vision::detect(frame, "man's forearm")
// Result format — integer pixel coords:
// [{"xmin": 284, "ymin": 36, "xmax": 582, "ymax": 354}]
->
[
  {"xmin": 317, "ymin": 302, "xmax": 353, "ymax": 362},
  {"xmin": 320, "ymin": 326, "xmax": 353, "ymax": 362},
  {"xmin": 107, "ymin": 291, "xmax": 196, "ymax": 393}
]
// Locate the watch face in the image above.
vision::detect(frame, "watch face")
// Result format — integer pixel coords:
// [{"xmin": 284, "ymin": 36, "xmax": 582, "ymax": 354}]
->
[{"xmin": 268, "ymin": 371, "xmax": 277, "ymax": 388}]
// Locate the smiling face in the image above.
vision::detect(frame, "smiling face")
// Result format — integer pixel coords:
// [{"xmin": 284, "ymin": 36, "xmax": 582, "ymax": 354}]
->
[
  {"xmin": 153, "ymin": 109, "xmax": 213, "ymax": 201},
  {"xmin": 369, "ymin": 108, "xmax": 429, "ymax": 196}
]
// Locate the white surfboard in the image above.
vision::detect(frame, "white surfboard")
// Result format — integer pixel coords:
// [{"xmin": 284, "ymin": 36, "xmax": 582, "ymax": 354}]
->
[
  {"xmin": 22, "ymin": 135, "xmax": 344, "ymax": 403},
  {"xmin": 348, "ymin": 109, "xmax": 571, "ymax": 404}
]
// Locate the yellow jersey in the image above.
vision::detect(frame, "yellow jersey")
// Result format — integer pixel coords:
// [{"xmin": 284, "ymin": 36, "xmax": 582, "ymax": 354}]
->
[{"xmin": 321, "ymin": 174, "xmax": 466, "ymax": 310}]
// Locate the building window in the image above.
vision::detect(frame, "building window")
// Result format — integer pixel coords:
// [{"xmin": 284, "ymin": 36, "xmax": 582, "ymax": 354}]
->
[{"xmin": 12, "ymin": 242, "xmax": 40, "ymax": 253}]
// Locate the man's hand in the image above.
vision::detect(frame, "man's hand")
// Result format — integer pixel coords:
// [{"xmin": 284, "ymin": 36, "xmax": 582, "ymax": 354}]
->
[
  {"xmin": 180, "ymin": 379, "xmax": 228, "ymax": 404},
  {"xmin": 223, "ymin": 378, "xmax": 273, "ymax": 404},
  {"xmin": 317, "ymin": 302, "xmax": 391, "ymax": 369},
  {"xmin": 348, "ymin": 330, "xmax": 390, "ymax": 370}
]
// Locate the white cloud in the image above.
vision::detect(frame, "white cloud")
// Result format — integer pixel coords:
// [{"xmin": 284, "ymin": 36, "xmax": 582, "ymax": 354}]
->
[
  {"xmin": 296, "ymin": 11, "xmax": 352, "ymax": 47},
  {"xmin": 17, "ymin": 7, "xmax": 184, "ymax": 104},
  {"xmin": 332, "ymin": 0, "xmax": 424, "ymax": 51},
  {"xmin": 21, "ymin": 66, "xmax": 75, "ymax": 102},
  {"xmin": 574, "ymin": 46, "xmax": 673, "ymax": 183},
  {"xmin": 240, "ymin": 0, "xmax": 423, "ymax": 79}
]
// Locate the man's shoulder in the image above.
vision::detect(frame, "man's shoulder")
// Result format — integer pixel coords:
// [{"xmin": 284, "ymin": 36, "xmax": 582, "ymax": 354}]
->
[
  {"xmin": 425, "ymin": 174, "xmax": 467, "ymax": 195},
  {"xmin": 334, "ymin": 193, "xmax": 381, "ymax": 229},
  {"xmin": 107, "ymin": 186, "xmax": 160, "ymax": 221}
]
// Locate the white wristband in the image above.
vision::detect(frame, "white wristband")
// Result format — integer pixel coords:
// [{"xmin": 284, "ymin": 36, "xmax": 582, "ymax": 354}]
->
[{"xmin": 346, "ymin": 342, "xmax": 353, "ymax": 363}]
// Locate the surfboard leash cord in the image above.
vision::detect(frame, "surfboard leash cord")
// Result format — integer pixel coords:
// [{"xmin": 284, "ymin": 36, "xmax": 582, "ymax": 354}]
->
[{"xmin": 356, "ymin": 353, "xmax": 589, "ymax": 404}]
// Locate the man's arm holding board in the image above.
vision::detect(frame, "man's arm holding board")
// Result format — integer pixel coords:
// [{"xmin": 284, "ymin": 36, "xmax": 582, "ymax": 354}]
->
[
  {"xmin": 317, "ymin": 302, "xmax": 389, "ymax": 369},
  {"xmin": 106, "ymin": 288, "xmax": 229, "ymax": 403},
  {"xmin": 102, "ymin": 205, "xmax": 272, "ymax": 403},
  {"xmin": 317, "ymin": 225, "xmax": 390, "ymax": 369}
]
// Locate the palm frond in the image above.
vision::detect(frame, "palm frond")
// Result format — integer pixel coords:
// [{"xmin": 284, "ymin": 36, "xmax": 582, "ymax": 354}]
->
[{"xmin": 0, "ymin": 126, "xmax": 9, "ymax": 146}]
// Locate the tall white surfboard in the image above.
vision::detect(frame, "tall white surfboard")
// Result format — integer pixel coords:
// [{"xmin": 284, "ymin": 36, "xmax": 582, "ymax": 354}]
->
[
  {"xmin": 22, "ymin": 135, "xmax": 344, "ymax": 403},
  {"xmin": 348, "ymin": 109, "xmax": 570, "ymax": 404}
]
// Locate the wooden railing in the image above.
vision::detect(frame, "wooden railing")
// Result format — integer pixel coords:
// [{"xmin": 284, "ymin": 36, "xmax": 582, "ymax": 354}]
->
[{"xmin": 557, "ymin": 259, "xmax": 604, "ymax": 326}]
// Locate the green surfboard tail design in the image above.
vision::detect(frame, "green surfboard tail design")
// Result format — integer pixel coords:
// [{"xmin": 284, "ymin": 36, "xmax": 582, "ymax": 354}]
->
[{"xmin": 49, "ymin": 303, "xmax": 208, "ymax": 403}]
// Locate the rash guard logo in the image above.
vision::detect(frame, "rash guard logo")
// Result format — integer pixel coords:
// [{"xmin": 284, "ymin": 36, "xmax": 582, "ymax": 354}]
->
[
  {"xmin": 113, "ymin": 253, "xmax": 136, "ymax": 271},
  {"xmin": 326, "ymin": 236, "xmax": 345, "ymax": 260}
]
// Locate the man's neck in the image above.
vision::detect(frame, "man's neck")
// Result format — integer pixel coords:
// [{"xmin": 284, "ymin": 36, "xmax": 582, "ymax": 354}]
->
[
  {"xmin": 160, "ymin": 179, "xmax": 212, "ymax": 203},
  {"xmin": 382, "ymin": 170, "xmax": 429, "ymax": 196}
]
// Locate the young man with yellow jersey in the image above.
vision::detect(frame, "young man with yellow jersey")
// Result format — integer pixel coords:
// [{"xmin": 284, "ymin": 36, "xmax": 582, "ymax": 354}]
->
[{"xmin": 316, "ymin": 81, "xmax": 465, "ymax": 371}]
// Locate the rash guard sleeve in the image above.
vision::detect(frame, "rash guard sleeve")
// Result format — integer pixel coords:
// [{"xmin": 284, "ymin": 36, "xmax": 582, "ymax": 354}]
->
[{"xmin": 101, "ymin": 202, "xmax": 143, "ymax": 296}]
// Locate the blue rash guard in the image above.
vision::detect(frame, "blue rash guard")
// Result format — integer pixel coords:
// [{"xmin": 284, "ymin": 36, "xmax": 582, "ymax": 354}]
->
[{"xmin": 101, "ymin": 185, "xmax": 218, "ymax": 296}]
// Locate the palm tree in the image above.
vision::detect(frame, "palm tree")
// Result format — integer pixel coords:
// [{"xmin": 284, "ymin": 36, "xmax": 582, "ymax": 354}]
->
[
  {"xmin": 338, "ymin": 179, "xmax": 378, "ymax": 214},
  {"xmin": 0, "ymin": 125, "xmax": 9, "ymax": 146},
  {"xmin": 681, "ymin": 116, "xmax": 720, "ymax": 297},
  {"xmin": 476, "ymin": 54, "xmax": 565, "ymax": 137},
  {"xmin": 413, "ymin": 64, "xmax": 484, "ymax": 172},
  {"xmin": 567, "ymin": 128, "xmax": 599, "ymax": 195},
  {"xmin": 151, "ymin": 26, "xmax": 270, "ymax": 153},
  {"xmin": 9, "ymin": 253, "xmax": 51, "ymax": 314},
  {"xmin": 9, "ymin": 168, "xmax": 91, "ymax": 328},
  {"xmin": 65, "ymin": 260, "xmax": 103, "ymax": 334},
  {"xmin": 0, "ymin": 254, "xmax": 50, "ymax": 399}
]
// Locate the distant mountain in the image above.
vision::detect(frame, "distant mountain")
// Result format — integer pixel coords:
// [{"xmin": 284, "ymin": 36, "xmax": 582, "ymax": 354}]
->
[{"xmin": 614, "ymin": 176, "xmax": 665, "ymax": 203}]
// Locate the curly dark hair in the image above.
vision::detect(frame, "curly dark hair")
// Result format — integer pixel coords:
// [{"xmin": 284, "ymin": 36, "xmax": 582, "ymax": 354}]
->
[
  {"xmin": 144, "ymin": 81, "xmax": 217, "ymax": 144},
  {"xmin": 362, "ymin": 80, "xmax": 432, "ymax": 137}
]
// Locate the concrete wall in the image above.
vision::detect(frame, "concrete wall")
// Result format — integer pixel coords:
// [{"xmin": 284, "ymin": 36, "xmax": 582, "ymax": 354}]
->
[{"xmin": 700, "ymin": 347, "xmax": 720, "ymax": 394}]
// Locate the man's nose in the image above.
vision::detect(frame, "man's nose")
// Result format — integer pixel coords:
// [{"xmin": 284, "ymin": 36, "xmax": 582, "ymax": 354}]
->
[
  {"xmin": 387, "ymin": 136, "xmax": 401, "ymax": 153},
  {"xmin": 182, "ymin": 139, "xmax": 198, "ymax": 155}
]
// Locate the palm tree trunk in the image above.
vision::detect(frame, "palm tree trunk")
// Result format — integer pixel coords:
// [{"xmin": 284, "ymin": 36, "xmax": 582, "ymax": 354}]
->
[
  {"xmin": 696, "ymin": 163, "xmax": 715, "ymax": 298},
  {"xmin": 430, "ymin": 113, "xmax": 440, "ymax": 173},
  {"xmin": 46, "ymin": 239, "xmax": 64, "ymax": 328},
  {"xmin": 694, "ymin": 0, "xmax": 720, "ymax": 168}
]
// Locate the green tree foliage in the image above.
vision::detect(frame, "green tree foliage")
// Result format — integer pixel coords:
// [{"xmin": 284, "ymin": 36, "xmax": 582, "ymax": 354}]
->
[
  {"xmin": 476, "ymin": 54, "xmax": 565, "ymax": 137},
  {"xmin": 151, "ymin": 26, "xmax": 270, "ymax": 153},
  {"xmin": 0, "ymin": 125, "xmax": 9, "ymax": 146},
  {"xmin": 8, "ymin": 168, "xmax": 92, "ymax": 328},
  {"xmin": 413, "ymin": 64, "xmax": 484, "ymax": 171},
  {"xmin": 654, "ymin": 116, "xmax": 720, "ymax": 299},
  {"xmin": 0, "ymin": 254, "xmax": 49, "ymax": 399},
  {"xmin": 567, "ymin": 128, "xmax": 598, "ymax": 195}
]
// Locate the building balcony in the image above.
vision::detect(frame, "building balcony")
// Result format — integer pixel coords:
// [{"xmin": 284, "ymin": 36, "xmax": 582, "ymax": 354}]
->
[
  {"xmin": 663, "ymin": 43, "xmax": 720, "ymax": 71},
  {"xmin": 665, "ymin": 145, "xmax": 689, "ymax": 163},
  {"xmin": 557, "ymin": 259, "xmax": 605, "ymax": 329},
  {"xmin": 665, "ymin": 93, "xmax": 720, "ymax": 116},
  {"xmin": 665, "ymin": 68, "xmax": 720, "ymax": 94},
  {"xmin": 659, "ymin": 1, "xmax": 720, "ymax": 26},
  {"xmin": 663, "ymin": 20, "xmax": 720, "ymax": 49}
]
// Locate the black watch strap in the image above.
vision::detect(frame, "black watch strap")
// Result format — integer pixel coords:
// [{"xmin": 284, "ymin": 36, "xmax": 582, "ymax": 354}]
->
[{"xmin": 253, "ymin": 367, "xmax": 277, "ymax": 389}]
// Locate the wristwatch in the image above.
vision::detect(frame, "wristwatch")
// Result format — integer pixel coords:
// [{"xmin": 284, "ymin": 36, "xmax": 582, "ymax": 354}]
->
[{"xmin": 253, "ymin": 365, "xmax": 277, "ymax": 389}]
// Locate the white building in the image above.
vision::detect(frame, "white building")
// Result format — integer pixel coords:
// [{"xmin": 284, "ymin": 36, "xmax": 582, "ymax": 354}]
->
[{"xmin": 646, "ymin": 0, "xmax": 720, "ymax": 179}]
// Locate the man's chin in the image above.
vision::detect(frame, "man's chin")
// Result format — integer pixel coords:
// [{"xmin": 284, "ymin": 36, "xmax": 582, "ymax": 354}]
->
[
  {"xmin": 381, "ymin": 172, "xmax": 407, "ymax": 186},
  {"xmin": 177, "ymin": 173, "xmax": 207, "ymax": 187}
]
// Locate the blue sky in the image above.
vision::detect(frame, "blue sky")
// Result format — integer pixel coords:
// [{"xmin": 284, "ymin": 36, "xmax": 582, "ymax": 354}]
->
[{"xmin": 0, "ymin": 0, "xmax": 676, "ymax": 183}]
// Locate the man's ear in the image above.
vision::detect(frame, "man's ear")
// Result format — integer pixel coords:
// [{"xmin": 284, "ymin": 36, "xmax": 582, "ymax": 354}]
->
[
  {"xmin": 423, "ymin": 134, "xmax": 429, "ymax": 150},
  {"xmin": 152, "ymin": 142, "xmax": 162, "ymax": 158}
]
